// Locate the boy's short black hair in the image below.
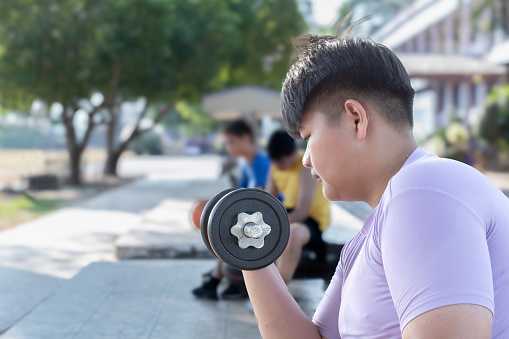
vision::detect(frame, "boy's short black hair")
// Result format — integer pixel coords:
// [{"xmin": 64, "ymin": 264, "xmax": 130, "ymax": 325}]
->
[
  {"xmin": 268, "ymin": 130, "xmax": 296, "ymax": 160},
  {"xmin": 281, "ymin": 22, "xmax": 415, "ymax": 139},
  {"xmin": 223, "ymin": 119, "xmax": 253, "ymax": 142}
]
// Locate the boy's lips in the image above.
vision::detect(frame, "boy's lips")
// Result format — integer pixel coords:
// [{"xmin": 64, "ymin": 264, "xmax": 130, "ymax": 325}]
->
[{"xmin": 311, "ymin": 170, "xmax": 322, "ymax": 182}]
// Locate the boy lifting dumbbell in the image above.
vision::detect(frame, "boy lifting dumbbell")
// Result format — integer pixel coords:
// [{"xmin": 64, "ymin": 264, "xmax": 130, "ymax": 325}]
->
[{"xmin": 239, "ymin": 22, "xmax": 509, "ymax": 338}]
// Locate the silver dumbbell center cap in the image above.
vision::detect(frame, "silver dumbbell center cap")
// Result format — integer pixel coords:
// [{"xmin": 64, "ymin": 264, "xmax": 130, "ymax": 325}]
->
[
  {"xmin": 230, "ymin": 212, "xmax": 271, "ymax": 249},
  {"xmin": 243, "ymin": 222, "xmax": 263, "ymax": 239}
]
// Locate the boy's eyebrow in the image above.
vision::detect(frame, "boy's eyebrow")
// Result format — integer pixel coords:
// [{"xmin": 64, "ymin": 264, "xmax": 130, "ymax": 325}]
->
[
  {"xmin": 297, "ymin": 124, "xmax": 306, "ymax": 139},
  {"xmin": 298, "ymin": 114, "xmax": 309, "ymax": 133}
]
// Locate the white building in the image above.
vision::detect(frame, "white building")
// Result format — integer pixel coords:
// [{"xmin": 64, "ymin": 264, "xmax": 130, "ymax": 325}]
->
[{"xmin": 372, "ymin": 0, "xmax": 508, "ymax": 140}]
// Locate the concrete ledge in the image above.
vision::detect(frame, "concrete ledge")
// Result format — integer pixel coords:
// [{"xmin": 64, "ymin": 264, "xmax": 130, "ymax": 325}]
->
[
  {"xmin": 115, "ymin": 194, "xmax": 368, "ymax": 261},
  {"xmin": 115, "ymin": 221, "xmax": 213, "ymax": 259},
  {"xmin": 115, "ymin": 199, "xmax": 214, "ymax": 260}
]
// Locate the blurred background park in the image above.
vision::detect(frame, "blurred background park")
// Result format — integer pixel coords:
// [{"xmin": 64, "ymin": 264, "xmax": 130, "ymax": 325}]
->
[
  {"xmin": 0, "ymin": 0, "xmax": 508, "ymax": 227},
  {"xmin": 0, "ymin": 0, "xmax": 508, "ymax": 337}
]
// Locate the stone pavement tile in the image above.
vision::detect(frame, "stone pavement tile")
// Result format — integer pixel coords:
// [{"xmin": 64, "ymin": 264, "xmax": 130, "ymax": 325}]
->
[
  {"xmin": 1, "ymin": 260, "xmax": 325, "ymax": 339},
  {"xmin": 0, "ymin": 267, "xmax": 63, "ymax": 333},
  {"xmin": 0, "ymin": 208, "xmax": 141, "ymax": 333}
]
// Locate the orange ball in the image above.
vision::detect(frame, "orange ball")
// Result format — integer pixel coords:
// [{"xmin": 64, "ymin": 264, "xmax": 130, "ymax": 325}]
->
[{"xmin": 191, "ymin": 200, "xmax": 208, "ymax": 230}]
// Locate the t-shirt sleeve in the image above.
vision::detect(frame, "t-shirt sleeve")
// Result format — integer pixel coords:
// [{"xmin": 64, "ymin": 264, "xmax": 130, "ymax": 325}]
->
[
  {"xmin": 313, "ymin": 260, "xmax": 343, "ymax": 339},
  {"xmin": 381, "ymin": 188, "xmax": 494, "ymax": 332},
  {"xmin": 253, "ymin": 154, "xmax": 270, "ymax": 188}
]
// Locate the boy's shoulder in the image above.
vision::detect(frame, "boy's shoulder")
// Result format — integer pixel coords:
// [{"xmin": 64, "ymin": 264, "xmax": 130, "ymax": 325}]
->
[
  {"xmin": 388, "ymin": 153, "xmax": 494, "ymax": 202},
  {"xmin": 253, "ymin": 151, "xmax": 270, "ymax": 167}
]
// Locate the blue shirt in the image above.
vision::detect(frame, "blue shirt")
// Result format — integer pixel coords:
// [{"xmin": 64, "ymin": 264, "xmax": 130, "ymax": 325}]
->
[{"xmin": 238, "ymin": 151, "xmax": 270, "ymax": 189}]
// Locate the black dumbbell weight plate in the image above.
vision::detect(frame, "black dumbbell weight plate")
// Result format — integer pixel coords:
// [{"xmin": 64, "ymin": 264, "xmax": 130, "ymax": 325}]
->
[
  {"xmin": 207, "ymin": 188, "xmax": 290, "ymax": 270},
  {"xmin": 200, "ymin": 188, "xmax": 238, "ymax": 258}
]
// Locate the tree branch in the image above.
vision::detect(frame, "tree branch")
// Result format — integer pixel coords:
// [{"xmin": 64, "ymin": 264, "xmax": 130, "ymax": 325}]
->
[
  {"xmin": 117, "ymin": 100, "xmax": 175, "ymax": 154},
  {"xmin": 61, "ymin": 105, "xmax": 77, "ymax": 152},
  {"xmin": 78, "ymin": 114, "xmax": 96, "ymax": 153},
  {"xmin": 133, "ymin": 98, "xmax": 151, "ymax": 131}
]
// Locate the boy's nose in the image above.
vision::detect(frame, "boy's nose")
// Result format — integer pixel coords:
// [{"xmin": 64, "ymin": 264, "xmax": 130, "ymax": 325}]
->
[{"xmin": 302, "ymin": 146, "xmax": 312, "ymax": 168}]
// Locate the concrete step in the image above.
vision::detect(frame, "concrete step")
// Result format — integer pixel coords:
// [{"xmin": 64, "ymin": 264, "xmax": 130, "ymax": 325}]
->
[
  {"xmin": 1, "ymin": 260, "xmax": 324, "ymax": 339},
  {"xmin": 115, "ymin": 199, "xmax": 213, "ymax": 259},
  {"xmin": 115, "ymin": 198, "xmax": 367, "ymax": 260}
]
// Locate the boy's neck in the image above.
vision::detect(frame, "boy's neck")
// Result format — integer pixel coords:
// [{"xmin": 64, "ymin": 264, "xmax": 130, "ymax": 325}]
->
[
  {"xmin": 243, "ymin": 144, "xmax": 257, "ymax": 163},
  {"xmin": 364, "ymin": 132, "xmax": 418, "ymax": 209}
]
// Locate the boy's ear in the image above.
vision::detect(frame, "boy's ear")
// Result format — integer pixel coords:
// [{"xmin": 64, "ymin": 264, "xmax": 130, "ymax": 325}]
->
[{"xmin": 344, "ymin": 99, "xmax": 368, "ymax": 141}]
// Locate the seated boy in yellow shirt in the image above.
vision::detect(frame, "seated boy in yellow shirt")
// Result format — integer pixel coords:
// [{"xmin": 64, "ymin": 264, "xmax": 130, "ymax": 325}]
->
[{"xmin": 266, "ymin": 130, "xmax": 330, "ymax": 284}]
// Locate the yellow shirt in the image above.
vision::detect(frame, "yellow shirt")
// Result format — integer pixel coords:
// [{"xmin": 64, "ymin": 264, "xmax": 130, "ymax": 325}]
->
[{"xmin": 271, "ymin": 152, "xmax": 330, "ymax": 231}]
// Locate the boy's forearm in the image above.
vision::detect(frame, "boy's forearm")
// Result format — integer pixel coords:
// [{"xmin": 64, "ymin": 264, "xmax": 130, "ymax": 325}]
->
[{"xmin": 243, "ymin": 264, "xmax": 321, "ymax": 339}]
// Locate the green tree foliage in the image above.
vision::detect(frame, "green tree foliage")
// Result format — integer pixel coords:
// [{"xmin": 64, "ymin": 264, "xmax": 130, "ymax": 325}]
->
[
  {"xmin": 331, "ymin": 0, "xmax": 413, "ymax": 34},
  {"xmin": 0, "ymin": 0, "xmax": 305, "ymax": 183},
  {"xmin": 166, "ymin": 101, "xmax": 219, "ymax": 137},
  {"xmin": 472, "ymin": 0, "xmax": 509, "ymax": 35},
  {"xmin": 224, "ymin": 0, "xmax": 307, "ymax": 89},
  {"xmin": 129, "ymin": 131, "xmax": 163, "ymax": 155},
  {"xmin": 479, "ymin": 85, "xmax": 509, "ymax": 149}
]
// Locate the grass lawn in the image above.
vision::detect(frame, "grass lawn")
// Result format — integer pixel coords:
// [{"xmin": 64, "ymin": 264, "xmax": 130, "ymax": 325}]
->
[{"xmin": 0, "ymin": 194, "xmax": 59, "ymax": 231}]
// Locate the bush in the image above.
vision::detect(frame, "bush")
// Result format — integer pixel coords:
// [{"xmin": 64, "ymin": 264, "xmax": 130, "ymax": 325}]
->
[
  {"xmin": 129, "ymin": 131, "xmax": 162, "ymax": 155},
  {"xmin": 479, "ymin": 85, "xmax": 509, "ymax": 149}
]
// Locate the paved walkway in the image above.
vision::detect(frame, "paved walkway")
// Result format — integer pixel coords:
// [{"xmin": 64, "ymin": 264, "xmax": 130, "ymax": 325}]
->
[
  {"xmin": 0, "ymin": 261, "xmax": 324, "ymax": 339},
  {"xmin": 0, "ymin": 156, "xmax": 227, "ymax": 333}
]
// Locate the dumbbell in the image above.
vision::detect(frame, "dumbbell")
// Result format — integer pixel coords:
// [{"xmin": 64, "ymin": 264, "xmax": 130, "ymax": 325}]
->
[{"xmin": 200, "ymin": 188, "xmax": 290, "ymax": 270}]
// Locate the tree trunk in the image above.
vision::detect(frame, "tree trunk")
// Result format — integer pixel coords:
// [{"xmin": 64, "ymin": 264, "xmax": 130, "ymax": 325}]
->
[
  {"xmin": 69, "ymin": 148, "xmax": 83, "ymax": 186},
  {"xmin": 62, "ymin": 103, "xmax": 101, "ymax": 186},
  {"xmin": 103, "ymin": 100, "xmax": 174, "ymax": 177},
  {"xmin": 103, "ymin": 151, "xmax": 121, "ymax": 177},
  {"xmin": 62, "ymin": 108, "xmax": 82, "ymax": 186},
  {"xmin": 104, "ymin": 103, "xmax": 118, "ymax": 176}
]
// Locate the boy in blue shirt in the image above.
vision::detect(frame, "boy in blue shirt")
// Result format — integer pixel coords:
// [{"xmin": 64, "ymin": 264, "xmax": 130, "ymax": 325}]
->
[{"xmin": 192, "ymin": 119, "xmax": 270, "ymax": 300}]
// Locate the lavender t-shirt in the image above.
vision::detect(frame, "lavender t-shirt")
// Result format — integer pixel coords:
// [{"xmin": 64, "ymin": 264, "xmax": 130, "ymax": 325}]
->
[{"xmin": 313, "ymin": 147, "xmax": 509, "ymax": 338}]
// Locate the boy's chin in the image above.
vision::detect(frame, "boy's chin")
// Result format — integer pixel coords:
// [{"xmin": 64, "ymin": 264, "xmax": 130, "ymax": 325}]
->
[
  {"xmin": 323, "ymin": 183, "xmax": 356, "ymax": 202},
  {"xmin": 322, "ymin": 184, "xmax": 341, "ymax": 202}
]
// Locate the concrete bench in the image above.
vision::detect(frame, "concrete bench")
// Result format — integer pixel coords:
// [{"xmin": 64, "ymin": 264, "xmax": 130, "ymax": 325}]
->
[
  {"xmin": 115, "ymin": 201, "xmax": 366, "ymax": 261},
  {"xmin": 1, "ymin": 260, "xmax": 324, "ymax": 339}
]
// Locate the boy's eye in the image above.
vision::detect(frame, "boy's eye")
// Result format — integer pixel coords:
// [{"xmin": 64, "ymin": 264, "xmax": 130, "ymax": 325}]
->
[{"xmin": 304, "ymin": 135, "xmax": 310, "ymax": 142}]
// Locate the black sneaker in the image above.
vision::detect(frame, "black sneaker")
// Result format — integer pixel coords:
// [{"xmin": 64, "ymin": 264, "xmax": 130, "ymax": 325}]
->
[
  {"xmin": 221, "ymin": 283, "xmax": 248, "ymax": 300},
  {"xmin": 192, "ymin": 275, "xmax": 220, "ymax": 301},
  {"xmin": 192, "ymin": 285, "xmax": 218, "ymax": 301}
]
